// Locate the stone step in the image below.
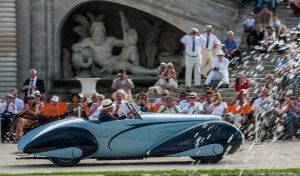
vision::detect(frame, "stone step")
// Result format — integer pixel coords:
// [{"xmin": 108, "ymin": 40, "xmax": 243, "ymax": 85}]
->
[
  {"xmin": 0, "ymin": 27, "xmax": 16, "ymax": 32},
  {"xmin": 0, "ymin": 77, "xmax": 16, "ymax": 82},
  {"xmin": 0, "ymin": 3, "xmax": 15, "ymax": 8},
  {"xmin": 0, "ymin": 86, "xmax": 15, "ymax": 92},
  {"xmin": 0, "ymin": 17, "xmax": 15, "ymax": 22},
  {"xmin": 0, "ymin": 32, "xmax": 15, "ymax": 37},
  {"xmin": 0, "ymin": 42, "xmax": 16, "ymax": 47},
  {"xmin": 0, "ymin": 13, "xmax": 15, "ymax": 18},
  {"xmin": 0, "ymin": 57, "xmax": 16, "ymax": 62},
  {"xmin": 0, "ymin": 72, "xmax": 16, "ymax": 77},
  {"xmin": 0, "ymin": 22, "xmax": 16, "ymax": 27},
  {"xmin": 0, "ymin": 52, "xmax": 16, "ymax": 57},
  {"xmin": 0, "ymin": 82, "xmax": 16, "ymax": 87},
  {"xmin": 0, "ymin": 37, "xmax": 16, "ymax": 42},
  {"xmin": 0, "ymin": 62, "xmax": 16, "ymax": 66},
  {"xmin": 0, "ymin": 47, "xmax": 16, "ymax": 52},
  {"xmin": 0, "ymin": 66, "xmax": 17, "ymax": 72},
  {"xmin": 0, "ymin": 8, "xmax": 15, "ymax": 13}
]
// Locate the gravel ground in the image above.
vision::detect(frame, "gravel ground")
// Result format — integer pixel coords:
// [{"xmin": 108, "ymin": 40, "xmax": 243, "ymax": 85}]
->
[{"xmin": 0, "ymin": 141, "xmax": 299, "ymax": 174}]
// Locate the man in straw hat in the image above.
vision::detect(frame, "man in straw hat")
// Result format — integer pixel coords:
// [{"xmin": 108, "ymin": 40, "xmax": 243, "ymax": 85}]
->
[
  {"xmin": 204, "ymin": 50, "xmax": 230, "ymax": 88},
  {"xmin": 180, "ymin": 28, "xmax": 202, "ymax": 89},
  {"xmin": 200, "ymin": 25, "xmax": 220, "ymax": 78},
  {"xmin": 98, "ymin": 99, "xmax": 118, "ymax": 123}
]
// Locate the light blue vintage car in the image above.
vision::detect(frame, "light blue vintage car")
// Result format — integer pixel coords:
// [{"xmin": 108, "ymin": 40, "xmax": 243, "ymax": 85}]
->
[{"xmin": 18, "ymin": 102, "xmax": 244, "ymax": 167}]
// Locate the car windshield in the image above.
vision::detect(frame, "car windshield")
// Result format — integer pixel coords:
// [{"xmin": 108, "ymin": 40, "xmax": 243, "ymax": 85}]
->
[{"xmin": 126, "ymin": 101, "xmax": 142, "ymax": 119}]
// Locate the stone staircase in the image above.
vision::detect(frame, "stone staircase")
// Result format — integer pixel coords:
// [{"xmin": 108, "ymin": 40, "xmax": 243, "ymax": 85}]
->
[
  {"xmin": 145, "ymin": 1, "xmax": 297, "ymax": 103},
  {"xmin": 0, "ymin": 0, "xmax": 17, "ymax": 100}
]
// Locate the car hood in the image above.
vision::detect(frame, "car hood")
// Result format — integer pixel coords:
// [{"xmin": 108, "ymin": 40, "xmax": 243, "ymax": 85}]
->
[{"xmin": 141, "ymin": 113, "xmax": 221, "ymax": 122}]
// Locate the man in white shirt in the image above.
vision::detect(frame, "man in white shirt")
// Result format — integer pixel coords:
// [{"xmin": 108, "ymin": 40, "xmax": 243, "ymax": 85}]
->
[
  {"xmin": 182, "ymin": 92, "xmax": 203, "ymax": 114},
  {"xmin": 10, "ymin": 88, "xmax": 24, "ymax": 113},
  {"xmin": 0, "ymin": 94, "xmax": 17, "ymax": 140},
  {"xmin": 252, "ymin": 88, "xmax": 270, "ymax": 111},
  {"xmin": 112, "ymin": 90, "xmax": 132, "ymax": 119},
  {"xmin": 180, "ymin": 28, "xmax": 202, "ymax": 88},
  {"xmin": 205, "ymin": 50, "xmax": 230, "ymax": 88},
  {"xmin": 200, "ymin": 25, "xmax": 220, "ymax": 77}
]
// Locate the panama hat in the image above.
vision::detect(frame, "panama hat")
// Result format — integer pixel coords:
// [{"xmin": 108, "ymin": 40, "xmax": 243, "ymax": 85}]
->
[
  {"xmin": 205, "ymin": 25, "xmax": 213, "ymax": 31},
  {"xmin": 33, "ymin": 90, "xmax": 41, "ymax": 96},
  {"xmin": 50, "ymin": 95, "xmax": 59, "ymax": 102},
  {"xmin": 102, "ymin": 99, "xmax": 113, "ymax": 109},
  {"xmin": 189, "ymin": 92, "xmax": 197, "ymax": 97},
  {"xmin": 6, "ymin": 94, "xmax": 14, "ymax": 99},
  {"xmin": 191, "ymin": 28, "xmax": 199, "ymax": 33},
  {"xmin": 216, "ymin": 50, "xmax": 225, "ymax": 56}
]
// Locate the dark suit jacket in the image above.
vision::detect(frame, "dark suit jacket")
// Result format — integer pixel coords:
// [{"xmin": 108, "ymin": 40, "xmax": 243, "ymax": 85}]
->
[{"xmin": 22, "ymin": 78, "xmax": 45, "ymax": 100}]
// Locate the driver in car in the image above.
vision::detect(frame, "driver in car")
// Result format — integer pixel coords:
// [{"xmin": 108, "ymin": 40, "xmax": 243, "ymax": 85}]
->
[
  {"xmin": 112, "ymin": 90, "xmax": 134, "ymax": 119},
  {"xmin": 98, "ymin": 99, "xmax": 118, "ymax": 122}
]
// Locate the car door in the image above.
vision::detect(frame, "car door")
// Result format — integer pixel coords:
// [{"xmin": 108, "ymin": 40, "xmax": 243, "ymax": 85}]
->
[{"xmin": 99, "ymin": 119, "xmax": 150, "ymax": 157}]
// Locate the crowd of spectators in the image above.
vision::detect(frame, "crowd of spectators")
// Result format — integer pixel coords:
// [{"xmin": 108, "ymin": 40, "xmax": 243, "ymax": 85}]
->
[{"xmin": 0, "ymin": 1, "xmax": 299, "ymax": 143}]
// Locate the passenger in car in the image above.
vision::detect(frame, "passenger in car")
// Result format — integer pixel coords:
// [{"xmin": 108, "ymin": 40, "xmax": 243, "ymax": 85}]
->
[{"xmin": 98, "ymin": 99, "xmax": 118, "ymax": 123}]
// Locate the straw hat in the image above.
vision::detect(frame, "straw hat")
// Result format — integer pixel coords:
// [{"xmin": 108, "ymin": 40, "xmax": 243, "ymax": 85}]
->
[
  {"xmin": 216, "ymin": 50, "xmax": 225, "ymax": 56},
  {"xmin": 101, "ymin": 99, "xmax": 113, "ymax": 109},
  {"xmin": 50, "ymin": 95, "xmax": 59, "ymax": 103},
  {"xmin": 205, "ymin": 25, "xmax": 213, "ymax": 31}
]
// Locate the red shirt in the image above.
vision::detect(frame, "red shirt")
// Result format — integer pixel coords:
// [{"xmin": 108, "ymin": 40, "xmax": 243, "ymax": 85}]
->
[{"xmin": 234, "ymin": 82, "xmax": 251, "ymax": 92}]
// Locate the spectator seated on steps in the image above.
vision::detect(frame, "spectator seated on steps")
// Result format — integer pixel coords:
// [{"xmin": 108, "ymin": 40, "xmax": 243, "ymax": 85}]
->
[
  {"xmin": 232, "ymin": 73, "xmax": 252, "ymax": 93},
  {"xmin": 148, "ymin": 63, "xmax": 178, "ymax": 94},
  {"xmin": 256, "ymin": 0, "xmax": 277, "ymax": 12},
  {"xmin": 157, "ymin": 96, "xmax": 181, "ymax": 114},
  {"xmin": 258, "ymin": 5, "xmax": 273, "ymax": 28},
  {"xmin": 135, "ymin": 91, "xmax": 151, "ymax": 112},
  {"xmin": 244, "ymin": 13, "xmax": 256, "ymax": 33},
  {"xmin": 204, "ymin": 50, "xmax": 230, "ymax": 88},
  {"xmin": 247, "ymin": 24, "xmax": 265, "ymax": 49},
  {"xmin": 222, "ymin": 31, "xmax": 242, "ymax": 67},
  {"xmin": 269, "ymin": 14, "xmax": 281, "ymax": 37},
  {"xmin": 151, "ymin": 89, "xmax": 170, "ymax": 112}
]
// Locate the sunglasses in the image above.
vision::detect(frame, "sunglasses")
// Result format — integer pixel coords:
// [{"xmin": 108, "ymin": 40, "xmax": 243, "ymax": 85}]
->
[
  {"xmin": 290, "ymin": 97, "xmax": 297, "ymax": 100},
  {"xmin": 189, "ymin": 97, "xmax": 196, "ymax": 99},
  {"xmin": 162, "ymin": 94, "xmax": 168, "ymax": 96},
  {"xmin": 137, "ymin": 97, "xmax": 145, "ymax": 100}
]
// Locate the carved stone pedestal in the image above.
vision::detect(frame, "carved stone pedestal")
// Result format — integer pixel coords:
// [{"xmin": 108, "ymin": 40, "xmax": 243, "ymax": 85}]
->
[{"xmin": 76, "ymin": 78, "xmax": 101, "ymax": 101}]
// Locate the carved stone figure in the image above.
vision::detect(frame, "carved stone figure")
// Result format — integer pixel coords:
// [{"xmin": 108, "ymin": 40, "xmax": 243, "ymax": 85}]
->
[
  {"xmin": 70, "ymin": 12, "xmax": 158, "ymax": 77},
  {"xmin": 142, "ymin": 19, "xmax": 163, "ymax": 68}
]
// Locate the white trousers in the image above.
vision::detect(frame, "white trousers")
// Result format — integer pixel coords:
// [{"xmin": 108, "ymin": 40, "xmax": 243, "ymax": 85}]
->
[
  {"xmin": 205, "ymin": 70, "xmax": 230, "ymax": 85},
  {"xmin": 185, "ymin": 55, "xmax": 201, "ymax": 87}
]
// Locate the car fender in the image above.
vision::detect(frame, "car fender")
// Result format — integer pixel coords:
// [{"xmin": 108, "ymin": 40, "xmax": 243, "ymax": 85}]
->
[
  {"xmin": 20, "ymin": 126, "xmax": 98, "ymax": 159},
  {"xmin": 147, "ymin": 121, "xmax": 243, "ymax": 157}
]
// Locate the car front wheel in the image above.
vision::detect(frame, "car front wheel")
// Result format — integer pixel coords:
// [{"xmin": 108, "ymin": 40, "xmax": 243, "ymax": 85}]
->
[
  {"xmin": 49, "ymin": 157, "xmax": 81, "ymax": 167},
  {"xmin": 191, "ymin": 154, "xmax": 223, "ymax": 163}
]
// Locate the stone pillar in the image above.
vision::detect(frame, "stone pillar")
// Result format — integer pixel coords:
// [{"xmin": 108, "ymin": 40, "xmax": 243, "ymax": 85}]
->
[
  {"xmin": 16, "ymin": 0, "xmax": 31, "ymax": 89},
  {"xmin": 30, "ymin": 0, "xmax": 47, "ymax": 81}
]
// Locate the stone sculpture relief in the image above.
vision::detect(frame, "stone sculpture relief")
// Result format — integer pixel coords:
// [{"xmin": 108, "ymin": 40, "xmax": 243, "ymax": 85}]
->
[{"xmin": 70, "ymin": 12, "xmax": 159, "ymax": 77}]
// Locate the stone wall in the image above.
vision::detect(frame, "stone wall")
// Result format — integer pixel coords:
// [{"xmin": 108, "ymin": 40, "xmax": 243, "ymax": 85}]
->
[
  {"xmin": 14, "ymin": 0, "xmax": 240, "ymax": 98},
  {"xmin": 0, "ymin": 0, "xmax": 17, "ymax": 99}
]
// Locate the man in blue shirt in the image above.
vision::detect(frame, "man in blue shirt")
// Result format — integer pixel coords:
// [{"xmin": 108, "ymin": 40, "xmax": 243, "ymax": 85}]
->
[{"xmin": 223, "ymin": 31, "xmax": 242, "ymax": 67}]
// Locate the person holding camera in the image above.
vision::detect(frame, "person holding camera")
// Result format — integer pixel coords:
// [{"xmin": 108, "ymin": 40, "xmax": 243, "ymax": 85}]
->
[
  {"xmin": 204, "ymin": 50, "xmax": 230, "ymax": 88},
  {"xmin": 157, "ymin": 97, "xmax": 181, "ymax": 114},
  {"xmin": 180, "ymin": 28, "xmax": 202, "ymax": 89},
  {"xmin": 111, "ymin": 68, "xmax": 135, "ymax": 100}
]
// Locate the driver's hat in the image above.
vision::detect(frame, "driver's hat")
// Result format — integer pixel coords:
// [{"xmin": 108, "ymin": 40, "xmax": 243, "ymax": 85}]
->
[{"xmin": 102, "ymin": 99, "xmax": 113, "ymax": 109}]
